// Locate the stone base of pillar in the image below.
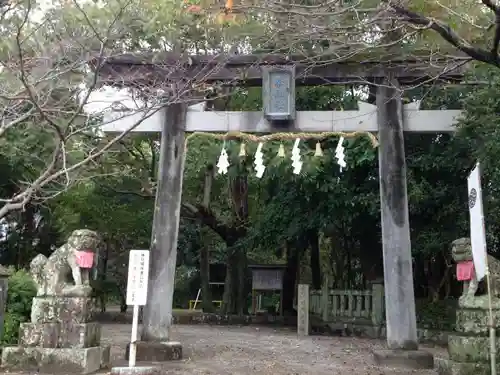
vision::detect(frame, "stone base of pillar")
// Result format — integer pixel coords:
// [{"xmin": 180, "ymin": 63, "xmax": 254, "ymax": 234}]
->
[
  {"xmin": 372, "ymin": 349, "xmax": 434, "ymax": 369},
  {"xmin": 111, "ymin": 366, "xmax": 163, "ymax": 375},
  {"xmin": 125, "ymin": 341, "xmax": 182, "ymax": 362}
]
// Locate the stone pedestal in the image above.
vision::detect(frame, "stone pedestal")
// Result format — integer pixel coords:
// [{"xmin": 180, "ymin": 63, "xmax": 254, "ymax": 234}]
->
[
  {"xmin": 297, "ymin": 284, "xmax": 309, "ymax": 336},
  {"xmin": 30, "ymin": 295, "xmax": 94, "ymax": 323},
  {"xmin": 437, "ymin": 305, "xmax": 500, "ymax": 375},
  {"xmin": 1, "ymin": 296, "xmax": 110, "ymax": 374}
]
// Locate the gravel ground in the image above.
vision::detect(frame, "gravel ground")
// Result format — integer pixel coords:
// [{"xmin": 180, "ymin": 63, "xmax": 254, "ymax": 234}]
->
[{"xmin": 9, "ymin": 324, "xmax": 449, "ymax": 375}]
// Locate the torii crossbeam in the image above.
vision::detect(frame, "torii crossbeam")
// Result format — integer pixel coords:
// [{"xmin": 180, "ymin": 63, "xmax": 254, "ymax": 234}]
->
[{"xmin": 102, "ymin": 101, "xmax": 462, "ymax": 134}]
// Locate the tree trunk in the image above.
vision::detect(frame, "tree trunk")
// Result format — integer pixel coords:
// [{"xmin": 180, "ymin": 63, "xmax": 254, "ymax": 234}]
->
[
  {"xmin": 221, "ymin": 244, "xmax": 237, "ymax": 314},
  {"xmin": 282, "ymin": 242, "xmax": 300, "ymax": 314},
  {"xmin": 235, "ymin": 245, "xmax": 247, "ymax": 315},
  {"xmin": 182, "ymin": 160, "xmax": 249, "ymax": 315},
  {"xmin": 221, "ymin": 166, "xmax": 249, "ymax": 315},
  {"xmin": 308, "ymin": 230, "xmax": 322, "ymax": 290},
  {"xmin": 18, "ymin": 204, "xmax": 35, "ymax": 268},
  {"xmin": 98, "ymin": 242, "xmax": 110, "ymax": 313},
  {"xmin": 200, "ymin": 235, "xmax": 213, "ymax": 312},
  {"xmin": 200, "ymin": 167, "xmax": 214, "ymax": 312},
  {"xmin": 119, "ymin": 293, "xmax": 127, "ymax": 313},
  {"xmin": 356, "ymin": 214, "xmax": 384, "ymax": 282}
]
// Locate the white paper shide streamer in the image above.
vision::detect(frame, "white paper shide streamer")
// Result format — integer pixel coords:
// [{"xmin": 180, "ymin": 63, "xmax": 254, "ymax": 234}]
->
[
  {"xmin": 217, "ymin": 143, "xmax": 230, "ymax": 175},
  {"xmin": 335, "ymin": 136, "xmax": 346, "ymax": 172},
  {"xmin": 254, "ymin": 142, "xmax": 266, "ymax": 178},
  {"xmin": 291, "ymin": 138, "xmax": 303, "ymax": 175}
]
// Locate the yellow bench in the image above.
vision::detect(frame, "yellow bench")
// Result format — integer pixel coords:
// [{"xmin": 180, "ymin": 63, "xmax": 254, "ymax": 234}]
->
[{"xmin": 189, "ymin": 300, "xmax": 222, "ymax": 310}]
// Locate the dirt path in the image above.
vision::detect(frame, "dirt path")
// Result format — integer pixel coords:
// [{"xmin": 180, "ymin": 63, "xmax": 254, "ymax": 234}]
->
[
  {"xmin": 6, "ymin": 324, "xmax": 448, "ymax": 374},
  {"xmin": 103, "ymin": 324, "xmax": 447, "ymax": 375}
]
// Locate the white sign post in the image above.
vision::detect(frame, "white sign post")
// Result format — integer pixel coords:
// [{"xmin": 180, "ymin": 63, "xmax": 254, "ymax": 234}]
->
[{"xmin": 126, "ymin": 250, "xmax": 150, "ymax": 367}]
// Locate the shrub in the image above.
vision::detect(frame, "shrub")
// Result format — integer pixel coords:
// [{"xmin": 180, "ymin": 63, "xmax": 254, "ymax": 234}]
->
[
  {"xmin": 2, "ymin": 270, "xmax": 36, "ymax": 345},
  {"xmin": 415, "ymin": 298, "xmax": 457, "ymax": 331},
  {"xmin": 173, "ymin": 265, "xmax": 197, "ymax": 309}
]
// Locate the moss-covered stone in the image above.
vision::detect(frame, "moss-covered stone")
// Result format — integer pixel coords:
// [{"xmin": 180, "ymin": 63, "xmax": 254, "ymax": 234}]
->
[
  {"xmin": 436, "ymin": 357, "xmax": 498, "ymax": 375},
  {"xmin": 455, "ymin": 307, "xmax": 500, "ymax": 334},
  {"xmin": 59, "ymin": 322, "xmax": 101, "ymax": 348},
  {"xmin": 448, "ymin": 334, "xmax": 500, "ymax": 362},
  {"xmin": 19, "ymin": 321, "xmax": 101, "ymax": 349},
  {"xmin": 1, "ymin": 345, "xmax": 109, "ymax": 374},
  {"xmin": 31, "ymin": 296, "xmax": 93, "ymax": 324}
]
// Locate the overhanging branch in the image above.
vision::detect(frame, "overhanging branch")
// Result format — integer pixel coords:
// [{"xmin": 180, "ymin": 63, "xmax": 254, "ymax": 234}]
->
[
  {"xmin": 390, "ymin": 3, "xmax": 500, "ymax": 67},
  {"xmin": 482, "ymin": 0, "xmax": 500, "ymax": 58},
  {"xmin": 181, "ymin": 202, "xmax": 244, "ymax": 244}
]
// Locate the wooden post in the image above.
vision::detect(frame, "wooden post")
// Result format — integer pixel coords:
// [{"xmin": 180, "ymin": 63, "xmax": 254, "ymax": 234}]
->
[
  {"xmin": 136, "ymin": 103, "xmax": 187, "ymax": 360},
  {"xmin": 376, "ymin": 79, "xmax": 418, "ymax": 350}
]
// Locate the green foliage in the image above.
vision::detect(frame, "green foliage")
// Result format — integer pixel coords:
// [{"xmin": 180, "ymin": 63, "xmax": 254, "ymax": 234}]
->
[
  {"xmin": 2, "ymin": 270, "xmax": 36, "ymax": 345},
  {"xmin": 173, "ymin": 265, "xmax": 198, "ymax": 308},
  {"xmin": 453, "ymin": 66, "xmax": 500, "ymax": 254},
  {"xmin": 415, "ymin": 299, "xmax": 457, "ymax": 331}
]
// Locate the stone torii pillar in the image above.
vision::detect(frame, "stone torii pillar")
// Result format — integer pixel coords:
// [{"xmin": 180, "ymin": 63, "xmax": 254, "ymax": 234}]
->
[
  {"xmin": 124, "ymin": 103, "xmax": 188, "ymax": 362},
  {"xmin": 371, "ymin": 78, "xmax": 434, "ymax": 369}
]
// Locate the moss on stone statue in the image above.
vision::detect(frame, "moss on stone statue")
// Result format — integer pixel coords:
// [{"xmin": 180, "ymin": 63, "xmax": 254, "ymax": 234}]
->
[
  {"xmin": 436, "ymin": 357, "xmax": 497, "ymax": 375},
  {"xmin": 31, "ymin": 296, "xmax": 93, "ymax": 324},
  {"xmin": 1, "ymin": 346, "xmax": 108, "ymax": 373},
  {"xmin": 1, "ymin": 347, "xmax": 39, "ymax": 369},
  {"xmin": 455, "ymin": 307, "xmax": 500, "ymax": 334},
  {"xmin": 448, "ymin": 335, "xmax": 500, "ymax": 362}
]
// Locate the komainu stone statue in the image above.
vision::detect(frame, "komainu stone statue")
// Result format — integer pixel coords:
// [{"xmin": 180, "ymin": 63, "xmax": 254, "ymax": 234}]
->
[
  {"xmin": 451, "ymin": 237, "xmax": 500, "ymax": 306},
  {"xmin": 1, "ymin": 228, "xmax": 110, "ymax": 374},
  {"xmin": 30, "ymin": 229, "xmax": 101, "ymax": 297},
  {"xmin": 435, "ymin": 238, "xmax": 500, "ymax": 375}
]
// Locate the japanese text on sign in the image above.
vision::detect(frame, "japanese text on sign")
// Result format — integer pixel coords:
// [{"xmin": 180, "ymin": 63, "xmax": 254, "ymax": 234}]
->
[
  {"xmin": 268, "ymin": 71, "xmax": 291, "ymax": 114},
  {"xmin": 126, "ymin": 250, "xmax": 150, "ymax": 306}
]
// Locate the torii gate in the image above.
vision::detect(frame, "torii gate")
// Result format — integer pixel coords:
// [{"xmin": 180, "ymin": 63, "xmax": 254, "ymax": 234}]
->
[{"xmin": 98, "ymin": 54, "xmax": 464, "ymax": 368}]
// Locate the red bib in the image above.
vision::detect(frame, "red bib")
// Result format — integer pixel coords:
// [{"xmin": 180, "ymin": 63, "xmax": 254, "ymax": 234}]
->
[
  {"xmin": 75, "ymin": 251, "xmax": 94, "ymax": 269},
  {"xmin": 457, "ymin": 261, "xmax": 475, "ymax": 281}
]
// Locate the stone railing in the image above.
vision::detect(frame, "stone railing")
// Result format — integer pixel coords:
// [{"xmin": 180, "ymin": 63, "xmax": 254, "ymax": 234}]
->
[{"xmin": 309, "ymin": 280, "xmax": 385, "ymax": 326}]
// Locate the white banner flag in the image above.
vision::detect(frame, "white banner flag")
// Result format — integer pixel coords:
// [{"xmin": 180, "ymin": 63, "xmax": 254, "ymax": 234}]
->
[{"xmin": 467, "ymin": 162, "xmax": 488, "ymax": 281}]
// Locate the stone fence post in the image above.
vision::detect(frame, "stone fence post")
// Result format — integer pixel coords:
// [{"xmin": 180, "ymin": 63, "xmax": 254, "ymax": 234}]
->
[
  {"xmin": 321, "ymin": 276, "xmax": 329, "ymax": 322},
  {"xmin": 0, "ymin": 265, "xmax": 10, "ymax": 342},
  {"xmin": 371, "ymin": 279, "xmax": 385, "ymax": 327},
  {"xmin": 297, "ymin": 284, "xmax": 309, "ymax": 336}
]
